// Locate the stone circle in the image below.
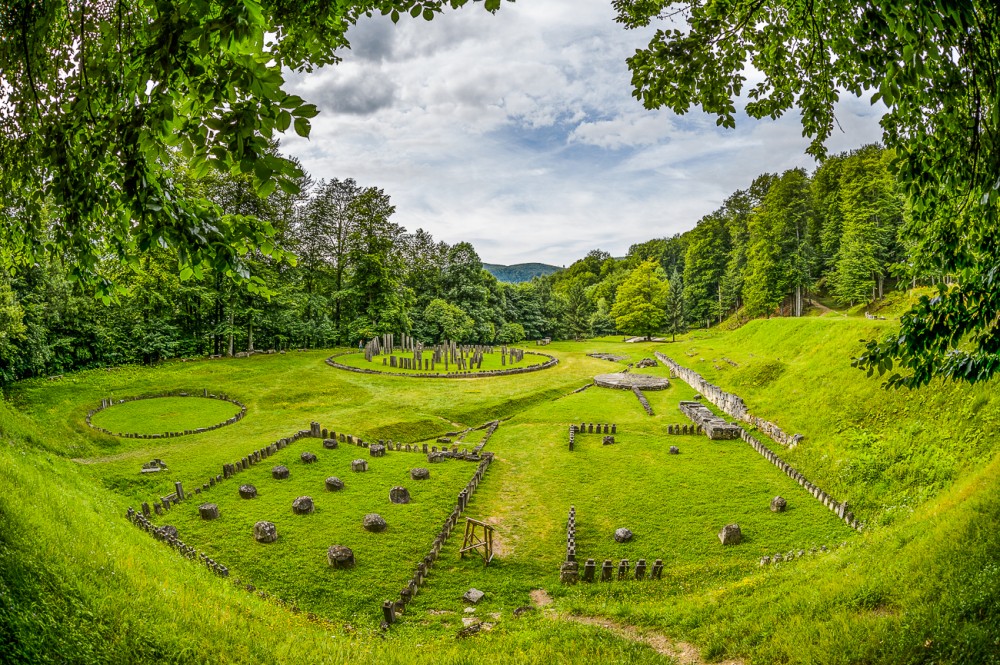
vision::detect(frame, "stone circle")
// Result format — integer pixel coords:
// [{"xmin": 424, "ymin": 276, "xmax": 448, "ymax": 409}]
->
[
  {"xmin": 301, "ymin": 451, "xmax": 318, "ymax": 464},
  {"xmin": 351, "ymin": 459, "xmax": 368, "ymax": 472},
  {"xmin": 325, "ymin": 476, "xmax": 345, "ymax": 491},
  {"xmin": 85, "ymin": 393, "xmax": 246, "ymax": 439},
  {"xmin": 410, "ymin": 467, "xmax": 430, "ymax": 480},
  {"xmin": 327, "ymin": 545, "xmax": 355, "ymax": 568},
  {"xmin": 389, "ymin": 486, "xmax": 411, "ymax": 504},
  {"xmin": 363, "ymin": 513, "xmax": 387, "ymax": 532},
  {"xmin": 292, "ymin": 496, "xmax": 315, "ymax": 515},
  {"xmin": 199, "ymin": 503, "xmax": 220, "ymax": 520},
  {"xmin": 718, "ymin": 523, "xmax": 742, "ymax": 545},
  {"xmin": 325, "ymin": 348, "xmax": 557, "ymax": 379},
  {"xmin": 614, "ymin": 527, "xmax": 633, "ymax": 543},
  {"xmin": 770, "ymin": 496, "xmax": 787, "ymax": 512},
  {"xmin": 238, "ymin": 484, "xmax": 257, "ymax": 499},
  {"xmin": 254, "ymin": 520, "xmax": 277, "ymax": 543},
  {"xmin": 272, "ymin": 465, "xmax": 290, "ymax": 480}
]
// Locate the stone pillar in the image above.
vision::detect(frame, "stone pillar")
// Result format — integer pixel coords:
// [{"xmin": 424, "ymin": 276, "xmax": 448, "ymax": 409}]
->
[
  {"xmin": 174, "ymin": 481, "xmax": 184, "ymax": 501},
  {"xmin": 651, "ymin": 559, "xmax": 663, "ymax": 580},
  {"xmin": 382, "ymin": 600, "xmax": 395, "ymax": 625},
  {"xmin": 617, "ymin": 559, "xmax": 629, "ymax": 580},
  {"xmin": 634, "ymin": 559, "xmax": 646, "ymax": 580},
  {"xmin": 583, "ymin": 559, "xmax": 596, "ymax": 582}
]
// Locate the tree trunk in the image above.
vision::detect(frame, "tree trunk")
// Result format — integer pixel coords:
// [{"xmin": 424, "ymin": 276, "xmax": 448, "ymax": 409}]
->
[{"xmin": 227, "ymin": 309, "xmax": 234, "ymax": 357}]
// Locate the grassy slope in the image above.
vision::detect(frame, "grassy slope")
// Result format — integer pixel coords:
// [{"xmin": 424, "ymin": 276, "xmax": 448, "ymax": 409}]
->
[
  {"xmin": 564, "ymin": 319, "xmax": 1000, "ymax": 663},
  {"xmin": 1, "ymin": 323, "xmax": 999, "ymax": 663}
]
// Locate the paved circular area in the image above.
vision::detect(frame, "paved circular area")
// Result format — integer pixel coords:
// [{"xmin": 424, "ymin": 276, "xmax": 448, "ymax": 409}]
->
[{"xmin": 594, "ymin": 373, "xmax": 671, "ymax": 390}]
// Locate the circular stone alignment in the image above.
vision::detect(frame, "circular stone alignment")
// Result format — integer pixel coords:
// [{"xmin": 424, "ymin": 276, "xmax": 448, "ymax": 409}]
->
[
  {"xmin": 325, "ymin": 349, "xmax": 558, "ymax": 379},
  {"xmin": 87, "ymin": 393, "xmax": 246, "ymax": 438},
  {"xmin": 594, "ymin": 373, "xmax": 671, "ymax": 390}
]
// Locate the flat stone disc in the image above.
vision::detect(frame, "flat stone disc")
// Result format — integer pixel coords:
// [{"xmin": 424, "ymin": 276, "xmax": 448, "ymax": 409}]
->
[{"xmin": 594, "ymin": 373, "xmax": 670, "ymax": 390}]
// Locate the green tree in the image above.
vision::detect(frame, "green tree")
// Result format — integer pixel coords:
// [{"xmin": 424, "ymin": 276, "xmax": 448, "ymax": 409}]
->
[
  {"xmin": 611, "ymin": 260, "xmax": 668, "ymax": 339},
  {"xmin": 664, "ymin": 269, "xmax": 687, "ymax": 341},
  {"xmin": 614, "ymin": 0, "xmax": 1000, "ymax": 387},
  {"xmin": 496, "ymin": 322, "xmax": 526, "ymax": 344},
  {"xmin": 346, "ymin": 187, "xmax": 406, "ymax": 335},
  {"xmin": 719, "ymin": 174, "xmax": 776, "ymax": 315},
  {"xmin": 589, "ymin": 297, "xmax": 618, "ymax": 337},
  {"xmin": 0, "ymin": 277, "xmax": 26, "ymax": 384},
  {"xmin": 563, "ymin": 280, "xmax": 593, "ymax": 340},
  {"xmin": 830, "ymin": 147, "xmax": 904, "ymax": 305},
  {"xmin": 0, "ymin": 1, "xmax": 502, "ymax": 295},
  {"xmin": 743, "ymin": 169, "xmax": 814, "ymax": 318},
  {"xmin": 423, "ymin": 299, "xmax": 474, "ymax": 343},
  {"xmin": 683, "ymin": 212, "xmax": 730, "ymax": 326},
  {"xmin": 295, "ymin": 178, "xmax": 364, "ymax": 342}
]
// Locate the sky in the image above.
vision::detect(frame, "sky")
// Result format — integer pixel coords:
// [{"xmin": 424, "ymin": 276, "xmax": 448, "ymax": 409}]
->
[{"xmin": 281, "ymin": 0, "xmax": 886, "ymax": 266}]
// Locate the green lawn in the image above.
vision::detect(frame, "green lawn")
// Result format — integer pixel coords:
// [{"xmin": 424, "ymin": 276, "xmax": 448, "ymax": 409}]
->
[
  {"xmin": 155, "ymin": 442, "xmax": 475, "ymax": 622},
  {"xmin": 90, "ymin": 396, "xmax": 242, "ymax": 435}
]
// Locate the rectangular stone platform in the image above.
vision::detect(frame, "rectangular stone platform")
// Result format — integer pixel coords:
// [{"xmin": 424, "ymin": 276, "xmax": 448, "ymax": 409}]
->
[{"xmin": 678, "ymin": 401, "xmax": 742, "ymax": 440}]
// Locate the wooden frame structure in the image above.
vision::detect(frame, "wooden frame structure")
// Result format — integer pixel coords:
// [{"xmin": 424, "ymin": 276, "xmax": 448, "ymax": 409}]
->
[{"xmin": 459, "ymin": 517, "xmax": 495, "ymax": 566}]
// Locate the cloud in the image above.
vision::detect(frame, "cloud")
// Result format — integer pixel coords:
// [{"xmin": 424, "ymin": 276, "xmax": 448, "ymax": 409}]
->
[{"xmin": 279, "ymin": 1, "xmax": 886, "ymax": 265}]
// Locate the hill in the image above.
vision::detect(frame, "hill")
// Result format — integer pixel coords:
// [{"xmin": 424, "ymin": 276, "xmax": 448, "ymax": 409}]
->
[{"xmin": 483, "ymin": 262, "xmax": 562, "ymax": 283}]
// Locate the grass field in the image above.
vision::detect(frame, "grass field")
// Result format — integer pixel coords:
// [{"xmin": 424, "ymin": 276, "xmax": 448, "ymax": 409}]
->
[
  {"xmin": 90, "ymin": 396, "xmax": 242, "ymax": 435},
  {"xmin": 2, "ymin": 320, "xmax": 1000, "ymax": 664},
  {"xmin": 155, "ymin": 443, "xmax": 476, "ymax": 621}
]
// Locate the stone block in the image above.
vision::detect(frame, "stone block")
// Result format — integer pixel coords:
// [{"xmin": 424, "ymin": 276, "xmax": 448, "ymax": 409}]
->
[
  {"xmin": 389, "ymin": 486, "xmax": 411, "ymax": 504},
  {"xmin": 292, "ymin": 496, "xmax": 314, "ymax": 515},
  {"xmin": 718, "ymin": 523, "xmax": 742, "ymax": 545},
  {"xmin": 254, "ymin": 521, "xmax": 277, "ymax": 543}
]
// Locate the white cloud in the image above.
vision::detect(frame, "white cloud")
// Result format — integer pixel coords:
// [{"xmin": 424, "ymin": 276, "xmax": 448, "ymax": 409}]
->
[{"xmin": 280, "ymin": 0, "xmax": 885, "ymax": 265}]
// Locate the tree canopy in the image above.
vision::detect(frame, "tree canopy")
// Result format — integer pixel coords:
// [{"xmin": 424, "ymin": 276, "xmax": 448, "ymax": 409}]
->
[
  {"xmin": 611, "ymin": 259, "xmax": 669, "ymax": 339},
  {"xmin": 0, "ymin": 0, "xmax": 502, "ymax": 298},
  {"xmin": 614, "ymin": 1, "xmax": 1000, "ymax": 387}
]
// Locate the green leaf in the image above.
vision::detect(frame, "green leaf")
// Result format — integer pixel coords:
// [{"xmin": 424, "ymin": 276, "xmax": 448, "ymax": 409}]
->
[
  {"xmin": 295, "ymin": 104, "xmax": 319, "ymax": 119},
  {"xmin": 256, "ymin": 178, "xmax": 277, "ymax": 198},
  {"xmin": 293, "ymin": 117, "xmax": 310, "ymax": 138},
  {"xmin": 276, "ymin": 110, "xmax": 292, "ymax": 132}
]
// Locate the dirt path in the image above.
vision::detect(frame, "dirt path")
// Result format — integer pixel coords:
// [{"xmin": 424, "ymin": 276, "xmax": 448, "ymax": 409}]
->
[
  {"xmin": 807, "ymin": 299, "xmax": 836, "ymax": 314},
  {"xmin": 530, "ymin": 589, "xmax": 744, "ymax": 665}
]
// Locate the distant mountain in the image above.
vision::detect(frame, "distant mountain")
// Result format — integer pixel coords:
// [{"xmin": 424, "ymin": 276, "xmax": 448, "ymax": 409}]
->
[{"xmin": 484, "ymin": 262, "xmax": 562, "ymax": 283}]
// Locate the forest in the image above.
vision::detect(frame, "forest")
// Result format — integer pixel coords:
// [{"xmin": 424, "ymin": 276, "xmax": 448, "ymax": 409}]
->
[{"xmin": 0, "ymin": 143, "xmax": 915, "ymax": 385}]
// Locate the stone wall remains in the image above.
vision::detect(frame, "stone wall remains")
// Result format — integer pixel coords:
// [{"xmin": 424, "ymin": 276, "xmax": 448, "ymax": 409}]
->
[{"xmin": 655, "ymin": 352, "xmax": 803, "ymax": 447}]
